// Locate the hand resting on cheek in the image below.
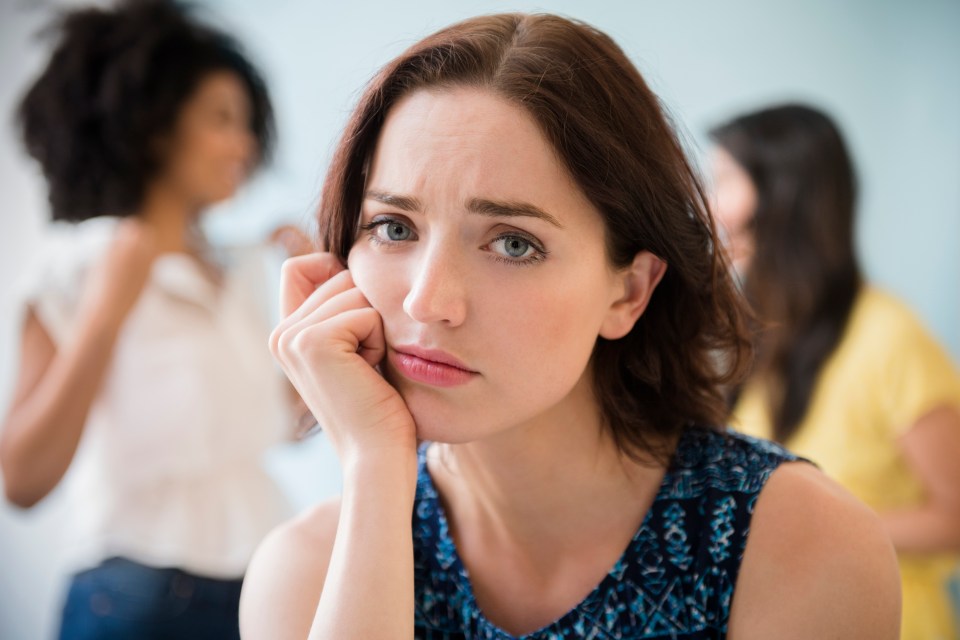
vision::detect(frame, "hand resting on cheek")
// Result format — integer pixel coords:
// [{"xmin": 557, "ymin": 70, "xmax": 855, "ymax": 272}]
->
[{"xmin": 269, "ymin": 252, "xmax": 417, "ymax": 462}]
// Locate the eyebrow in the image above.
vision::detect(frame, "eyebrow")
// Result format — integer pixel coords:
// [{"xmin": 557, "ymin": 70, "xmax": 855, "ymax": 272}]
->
[
  {"xmin": 467, "ymin": 198, "xmax": 563, "ymax": 228},
  {"xmin": 364, "ymin": 190, "xmax": 422, "ymax": 212},
  {"xmin": 364, "ymin": 190, "xmax": 563, "ymax": 229}
]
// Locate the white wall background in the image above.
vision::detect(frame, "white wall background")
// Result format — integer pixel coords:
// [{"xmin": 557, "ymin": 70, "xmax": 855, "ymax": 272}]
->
[{"xmin": 1, "ymin": 0, "xmax": 957, "ymax": 637}]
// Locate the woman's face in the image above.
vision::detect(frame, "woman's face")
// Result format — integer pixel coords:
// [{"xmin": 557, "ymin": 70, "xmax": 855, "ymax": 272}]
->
[
  {"xmin": 710, "ymin": 146, "xmax": 758, "ymax": 276},
  {"xmin": 348, "ymin": 87, "xmax": 642, "ymax": 443},
  {"xmin": 156, "ymin": 71, "xmax": 256, "ymax": 208}
]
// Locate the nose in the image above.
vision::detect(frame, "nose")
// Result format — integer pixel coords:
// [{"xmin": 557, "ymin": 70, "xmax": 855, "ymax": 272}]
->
[{"xmin": 402, "ymin": 242, "xmax": 468, "ymax": 327}]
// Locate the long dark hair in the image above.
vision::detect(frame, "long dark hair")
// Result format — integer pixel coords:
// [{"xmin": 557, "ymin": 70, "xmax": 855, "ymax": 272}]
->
[
  {"xmin": 319, "ymin": 13, "xmax": 753, "ymax": 460},
  {"xmin": 711, "ymin": 104, "xmax": 862, "ymax": 444},
  {"xmin": 17, "ymin": 0, "xmax": 274, "ymax": 222}
]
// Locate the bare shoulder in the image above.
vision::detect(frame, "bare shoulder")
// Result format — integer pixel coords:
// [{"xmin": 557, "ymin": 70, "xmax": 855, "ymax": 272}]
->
[
  {"xmin": 728, "ymin": 461, "xmax": 900, "ymax": 639},
  {"xmin": 240, "ymin": 497, "xmax": 342, "ymax": 640}
]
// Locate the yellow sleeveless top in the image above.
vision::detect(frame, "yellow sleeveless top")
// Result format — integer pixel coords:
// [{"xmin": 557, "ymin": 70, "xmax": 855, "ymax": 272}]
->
[{"xmin": 732, "ymin": 288, "xmax": 960, "ymax": 639}]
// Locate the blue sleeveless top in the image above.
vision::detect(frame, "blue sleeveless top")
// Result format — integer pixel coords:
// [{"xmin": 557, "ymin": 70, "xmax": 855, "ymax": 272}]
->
[{"xmin": 412, "ymin": 426, "xmax": 800, "ymax": 639}]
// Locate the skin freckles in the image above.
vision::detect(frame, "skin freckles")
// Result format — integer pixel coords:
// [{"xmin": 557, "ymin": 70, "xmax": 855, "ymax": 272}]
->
[{"xmin": 347, "ymin": 87, "xmax": 630, "ymax": 445}]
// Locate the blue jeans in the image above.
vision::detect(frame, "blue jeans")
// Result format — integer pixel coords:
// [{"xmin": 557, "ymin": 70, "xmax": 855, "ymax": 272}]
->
[{"xmin": 58, "ymin": 557, "xmax": 243, "ymax": 640}]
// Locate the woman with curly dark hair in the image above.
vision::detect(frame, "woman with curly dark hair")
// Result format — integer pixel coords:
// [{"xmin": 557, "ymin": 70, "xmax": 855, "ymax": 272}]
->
[
  {"xmin": 240, "ymin": 14, "xmax": 900, "ymax": 639},
  {"xmin": 1, "ymin": 1, "xmax": 293, "ymax": 637}
]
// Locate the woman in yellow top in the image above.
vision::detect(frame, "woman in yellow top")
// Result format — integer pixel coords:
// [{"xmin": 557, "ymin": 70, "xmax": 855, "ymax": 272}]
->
[{"xmin": 709, "ymin": 103, "xmax": 960, "ymax": 639}]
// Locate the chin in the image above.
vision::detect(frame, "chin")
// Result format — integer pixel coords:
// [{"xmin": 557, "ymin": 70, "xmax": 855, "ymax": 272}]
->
[
  {"xmin": 209, "ymin": 188, "xmax": 236, "ymax": 204},
  {"xmin": 414, "ymin": 421, "xmax": 480, "ymax": 445},
  {"xmin": 398, "ymin": 386, "xmax": 490, "ymax": 445},
  {"xmin": 198, "ymin": 181, "xmax": 239, "ymax": 206}
]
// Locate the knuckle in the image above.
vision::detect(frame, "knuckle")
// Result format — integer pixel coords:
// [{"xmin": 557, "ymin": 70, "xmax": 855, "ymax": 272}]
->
[
  {"xmin": 275, "ymin": 326, "xmax": 297, "ymax": 354},
  {"xmin": 279, "ymin": 257, "xmax": 300, "ymax": 279},
  {"xmin": 287, "ymin": 327, "xmax": 324, "ymax": 359},
  {"xmin": 268, "ymin": 326, "xmax": 283, "ymax": 356},
  {"xmin": 276, "ymin": 326, "xmax": 319, "ymax": 359}
]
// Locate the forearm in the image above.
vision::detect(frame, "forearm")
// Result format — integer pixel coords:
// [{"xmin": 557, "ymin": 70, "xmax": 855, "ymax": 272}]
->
[
  {"xmin": 886, "ymin": 405, "xmax": 960, "ymax": 555},
  {"xmin": 880, "ymin": 504, "xmax": 960, "ymax": 554},
  {"xmin": 309, "ymin": 450, "xmax": 419, "ymax": 639},
  {"xmin": 1, "ymin": 315, "xmax": 121, "ymax": 507}
]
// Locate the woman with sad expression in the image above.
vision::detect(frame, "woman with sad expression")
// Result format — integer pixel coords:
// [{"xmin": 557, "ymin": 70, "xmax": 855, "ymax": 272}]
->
[{"xmin": 241, "ymin": 14, "xmax": 900, "ymax": 639}]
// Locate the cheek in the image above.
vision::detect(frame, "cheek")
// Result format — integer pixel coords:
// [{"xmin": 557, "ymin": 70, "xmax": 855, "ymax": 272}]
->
[
  {"xmin": 475, "ymin": 269, "xmax": 610, "ymax": 403},
  {"xmin": 173, "ymin": 129, "xmax": 224, "ymax": 169},
  {"xmin": 349, "ymin": 241, "xmax": 608, "ymax": 376},
  {"xmin": 716, "ymin": 179, "xmax": 757, "ymax": 231},
  {"xmin": 347, "ymin": 244, "xmax": 403, "ymax": 318},
  {"xmin": 163, "ymin": 146, "xmax": 210, "ymax": 192},
  {"xmin": 514, "ymin": 285, "xmax": 604, "ymax": 362}
]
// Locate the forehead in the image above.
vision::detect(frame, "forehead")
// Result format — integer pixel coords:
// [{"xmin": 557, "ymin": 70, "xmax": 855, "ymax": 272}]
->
[
  {"xmin": 710, "ymin": 146, "xmax": 750, "ymax": 180},
  {"xmin": 367, "ymin": 87, "xmax": 590, "ymax": 213},
  {"xmin": 183, "ymin": 71, "xmax": 250, "ymax": 113},
  {"xmin": 376, "ymin": 87, "xmax": 548, "ymax": 157}
]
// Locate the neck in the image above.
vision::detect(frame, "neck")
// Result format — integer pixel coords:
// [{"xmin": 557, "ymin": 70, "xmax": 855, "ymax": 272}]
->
[
  {"xmin": 430, "ymin": 373, "xmax": 670, "ymax": 555},
  {"xmin": 137, "ymin": 181, "xmax": 204, "ymax": 255}
]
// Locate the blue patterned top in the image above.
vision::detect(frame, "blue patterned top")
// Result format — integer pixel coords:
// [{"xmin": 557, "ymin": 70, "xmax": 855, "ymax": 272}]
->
[{"xmin": 412, "ymin": 426, "xmax": 800, "ymax": 639}]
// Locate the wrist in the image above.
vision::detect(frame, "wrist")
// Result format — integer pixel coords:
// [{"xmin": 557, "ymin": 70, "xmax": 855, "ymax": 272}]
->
[
  {"xmin": 334, "ymin": 424, "xmax": 418, "ymax": 470},
  {"xmin": 340, "ymin": 445, "xmax": 419, "ymax": 501}
]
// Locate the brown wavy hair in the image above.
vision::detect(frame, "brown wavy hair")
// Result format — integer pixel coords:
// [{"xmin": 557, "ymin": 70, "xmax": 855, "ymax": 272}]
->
[
  {"xmin": 711, "ymin": 104, "xmax": 861, "ymax": 444},
  {"xmin": 318, "ymin": 13, "xmax": 752, "ymax": 460}
]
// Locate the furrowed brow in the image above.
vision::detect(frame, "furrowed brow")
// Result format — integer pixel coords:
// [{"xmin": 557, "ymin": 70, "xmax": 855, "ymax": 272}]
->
[
  {"xmin": 364, "ymin": 190, "xmax": 422, "ymax": 212},
  {"xmin": 467, "ymin": 198, "xmax": 563, "ymax": 228}
]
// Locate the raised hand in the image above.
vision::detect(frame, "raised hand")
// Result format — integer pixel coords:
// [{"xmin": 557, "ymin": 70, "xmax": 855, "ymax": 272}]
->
[
  {"xmin": 269, "ymin": 223, "xmax": 315, "ymax": 258},
  {"xmin": 76, "ymin": 218, "xmax": 161, "ymax": 330},
  {"xmin": 269, "ymin": 253, "xmax": 417, "ymax": 463}
]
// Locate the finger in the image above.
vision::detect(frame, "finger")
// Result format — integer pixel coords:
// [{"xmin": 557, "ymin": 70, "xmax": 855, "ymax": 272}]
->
[
  {"xmin": 274, "ymin": 301, "xmax": 384, "ymax": 372},
  {"xmin": 291, "ymin": 286, "xmax": 371, "ymax": 331},
  {"xmin": 279, "ymin": 253, "xmax": 345, "ymax": 318},
  {"xmin": 313, "ymin": 306, "xmax": 386, "ymax": 367},
  {"xmin": 271, "ymin": 284, "xmax": 371, "ymax": 358},
  {"xmin": 279, "ymin": 253, "xmax": 343, "ymax": 318},
  {"xmin": 270, "ymin": 225, "xmax": 315, "ymax": 257},
  {"xmin": 273, "ymin": 269, "xmax": 356, "ymax": 344},
  {"xmin": 269, "ymin": 224, "xmax": 298, "ymax": 243}
]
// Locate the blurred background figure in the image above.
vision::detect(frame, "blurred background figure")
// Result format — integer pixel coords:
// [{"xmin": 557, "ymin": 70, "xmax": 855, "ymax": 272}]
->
[
  {"xmin": 710, "ymin": 103, "xmax": 960, "ymax": 640},
  {"xmin": 0, "ymin": 0, "xmax": 304, "ymax": 637}
]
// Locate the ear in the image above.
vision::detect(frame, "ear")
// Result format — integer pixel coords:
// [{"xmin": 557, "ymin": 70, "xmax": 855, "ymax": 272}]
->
[{"xmin": 599, "ymin": 251, "xmax": 667, "ymax": 340}]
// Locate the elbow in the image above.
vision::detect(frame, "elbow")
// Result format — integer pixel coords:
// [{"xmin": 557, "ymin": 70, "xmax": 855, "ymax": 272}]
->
[
  {"xmin": 0, "ymin": 446, "xmax": 44, "ymax": 510},
  {"xmin": 1, "ymin": 465, "xmax": 44, "ymax": 509},
  {"xmin": 3, "ymin": 483, "xmax": 43, "ymax": 510}
]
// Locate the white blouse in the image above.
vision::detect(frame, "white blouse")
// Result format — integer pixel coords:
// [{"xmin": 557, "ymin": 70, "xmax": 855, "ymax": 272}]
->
[{"xmin": 20, "ymin": 217, "xmax": 291, "ymax": 579}]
